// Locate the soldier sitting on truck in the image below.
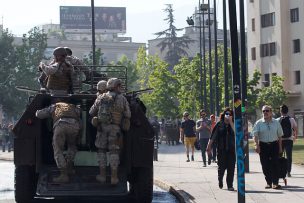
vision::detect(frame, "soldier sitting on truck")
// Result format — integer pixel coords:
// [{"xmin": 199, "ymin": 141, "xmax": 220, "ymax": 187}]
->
[
  {"xmin": 35, "ymin": 100, "xmax": 81, "ymax": 183},
  {"xmin": 89, "ymin": 78, "xmax": 131, "ymax": 185},
  {"xmin": 38, "ymin": 47, "xmax": 74, "ymax": 94}
]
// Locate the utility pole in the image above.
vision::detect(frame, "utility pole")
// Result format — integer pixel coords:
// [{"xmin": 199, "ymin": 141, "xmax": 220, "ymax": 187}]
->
[
  {"xmin": 239, "ymin": 0, "xmax": 249, "ymax": 173},
  {"xmin": 202, "ymin": 2, "xmax": 207, "ymax": 110},
  {"xmin": 199, "ymin": 0, "xmax": 203, "ymax": 108},
  {"xmin": 208, "ymin": 0, "xmax": 213, "ymax": 114},
  {"xmin": 91, "ymin": 0, "xmax": 96, "ymax": 66},
  {"xmin": 214, "ymin": 0, "xmax": 219, "ymax": 116},
  {"xmin": 223, "ymin": 0, "xmax": 229, "ymax": 107},
  {"xmin": 228, "ymin": 0, "xmax": 245, "ymax": 202}
]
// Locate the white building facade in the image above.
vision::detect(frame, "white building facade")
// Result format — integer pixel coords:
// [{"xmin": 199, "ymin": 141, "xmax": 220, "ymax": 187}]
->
[{"xmin": 247, "ymin": 0, "xmax": 304, "ymax": 136}]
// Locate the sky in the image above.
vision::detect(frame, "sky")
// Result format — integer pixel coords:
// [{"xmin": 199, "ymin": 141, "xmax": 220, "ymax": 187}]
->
[{"xmin": 0, "ymin": 0, "xmax": 245, "ymax": 43}]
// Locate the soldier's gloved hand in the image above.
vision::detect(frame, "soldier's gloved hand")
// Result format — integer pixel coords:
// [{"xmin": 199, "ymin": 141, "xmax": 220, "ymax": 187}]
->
[
  {"xmin": 91, "ymin": 117, "xmax": 99, "ymax": 127},
  {"xmin": 121, "ymin": 118, "xmax": 130, "ymax": 131}
]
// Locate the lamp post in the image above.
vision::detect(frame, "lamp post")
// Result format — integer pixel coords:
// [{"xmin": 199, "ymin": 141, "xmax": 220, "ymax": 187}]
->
[
  {"xmin": 207, "ymin": 0, "xmax": 213, "ymax": 114},
  {"xmin": 186, "ymin": 2, "xmax": 208, "ymax": 109},
  {"xmin": 214, "ymin": 0, "xmax": 219, "ymax": 116},
  {"xmin": 223, "ymin": 0, "xmax": 229, "ymax": 107},
  {"xmin": 91, "ymin": 0, "xmax": 96, "ymax": 66}
]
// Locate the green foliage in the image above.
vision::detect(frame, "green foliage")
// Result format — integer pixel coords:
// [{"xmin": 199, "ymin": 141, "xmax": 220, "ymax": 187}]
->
[
  {"xmin": 257, "ymin": 75, "xmax": 287, "ymax": 114},
  {"xmin": 0, "ymin": 27, "xmax": 47, "ymax": 119},
  {"xmin": 174, "ymin": 56, "xmax": 200, "ymax": 118},
  {"xmin": 83, "ymin": 48, "xmax": 104, "ymax": 65},
  {"xmin": 247, "ymin": 69, "xmax": 262, "ymax": 115},
  {"xmin": 136, "ymin": 48, "xmax": 179, "ymax": 118},
  {"xmin": 154, "ymin": 4, "xmax": 195, "ymax": 69}
]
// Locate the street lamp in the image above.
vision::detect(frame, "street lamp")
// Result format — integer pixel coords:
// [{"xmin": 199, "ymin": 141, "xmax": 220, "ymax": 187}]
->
[
  {"xmin": 186, "ymin": 0, "xmax": 207, "ymax": 108},
  {"xmin": 186, "ymin": 2, "xmax": 208, "ymax": 109}
]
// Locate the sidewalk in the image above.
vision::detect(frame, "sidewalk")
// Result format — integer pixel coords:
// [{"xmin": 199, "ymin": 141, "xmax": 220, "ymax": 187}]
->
[
  {"xmin": 154, "ymin": 143, "xmax": 304, "ymax": 203},
  {"xmin": 0, "ymin": 151, "xmax": 13, "ymax": 161}
]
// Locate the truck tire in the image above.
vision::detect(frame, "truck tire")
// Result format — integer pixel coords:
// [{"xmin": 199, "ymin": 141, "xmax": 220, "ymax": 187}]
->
[
  {"xmin": 130, "ymin": 167, "xmax": 153, "ymax": 203},
  {"xmin": 15, "ymin": 165, "xmax": 36, "ymax": 203}
]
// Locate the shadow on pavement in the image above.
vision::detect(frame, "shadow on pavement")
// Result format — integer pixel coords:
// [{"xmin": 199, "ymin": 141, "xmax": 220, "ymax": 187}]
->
[
  {"xmin": 246, "ymin": 190, "xmax": 283, "ymax": 194},
  {"xmin": 283, "ymin": 185, "xmax": 304, "ymax": 192}
]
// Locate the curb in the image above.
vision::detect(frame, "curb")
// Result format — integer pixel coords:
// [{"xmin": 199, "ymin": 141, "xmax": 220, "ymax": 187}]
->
[
  {"xmin": 0, "ymin": 153, "xmax": 14, "ymax": 162},
  {"xmin": 154, "ymin": 178, "xmax": 195, "ymax": 203}
]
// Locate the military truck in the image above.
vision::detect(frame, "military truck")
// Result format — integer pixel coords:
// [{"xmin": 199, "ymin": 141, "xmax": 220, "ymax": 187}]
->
[{"xmin": 13, "ymin": 66, "xmax": 154, "ymax": 203}]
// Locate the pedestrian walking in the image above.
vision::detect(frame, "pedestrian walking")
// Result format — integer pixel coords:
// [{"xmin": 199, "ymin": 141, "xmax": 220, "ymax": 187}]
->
[
  {"xmin": 1, "ymin": 124, "xmax": 9, "ymax": 152},
  {"xmin": 277, "ymin": 104, "xmax": 297, "ymax": 177},
  {"xmin": 196, "ymin": 109, "xmax": 211, "ymax": 167},
  {"xmin": 210, "ymin": 114, "xmax": 217, "ymax": 163},
  {"xmin": 180, "ymin": 112, "xmax": 196, "ymax": 162},
  {"xmin": 207, "ymin": 107, "xmax": 235, "ymax": 191},
  {"xmin": 252, "ymin": 105, "xmax": 283, "ymax": 189},
  {"xmin": 36, "ymin": 101, "xmax": 81, "ymax": 183}
]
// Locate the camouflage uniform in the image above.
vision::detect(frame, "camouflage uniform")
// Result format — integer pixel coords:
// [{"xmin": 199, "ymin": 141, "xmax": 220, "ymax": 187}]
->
[
  {"xmin": 36, "ymin": 102, "xmax": 81, "ymax": 182},
  {"xmin": 39, "ymin": 47, "xmax": 74, "ymax": 94},
  {"xmin": 66, "ymin": 55, "xmax": 90, "ymax": 92},
  {"xmin": 89, "ymin": 78, "xmax": 131, "ymax": 184}
]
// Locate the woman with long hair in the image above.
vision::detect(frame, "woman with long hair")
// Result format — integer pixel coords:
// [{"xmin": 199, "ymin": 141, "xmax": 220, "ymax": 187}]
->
[{"xmin": 207, "ymin": 107, "xmax": 235, "ymax": 191}]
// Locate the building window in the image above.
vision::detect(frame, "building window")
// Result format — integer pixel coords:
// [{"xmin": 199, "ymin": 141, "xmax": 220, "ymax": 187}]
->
[
  {"xmin": 252, "ymin": 18, "xmax": 255, "ymax": 31},
  {"xmin": 272, "ymin": 73, "xmax": 277, "ymax": 76},
  {"xmin": 261, "ymin": 12, "xmax": 275, "ymax": 28},
  {"xmin": 264, "ymin": 73, "xmax": 270, "ymax": 87},
  {"xmin": 251, "ymin": 47, "xmax": 256, "ymax": 60},
  {"xmin": 290, "ymin": 8, "xmax": 299, "ymax": 23},
  {"xmin": 261, "ymin": 42, "xmax": 276, "ymax": 57},
  {"xmin": 269, "ymin": 42, "xmax": 276, "ymax": 56},
  {"xmin": 295, "ymin": 71, "xmax": 301, "ymax": 84},
  {"xmin": 293, "ymin": 39, "xmax": 301, "ymax": 53}
]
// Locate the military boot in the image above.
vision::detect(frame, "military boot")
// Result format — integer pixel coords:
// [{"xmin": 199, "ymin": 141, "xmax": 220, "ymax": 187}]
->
[
  {"xmin": 53, "ymin": 168, "xmax": 69, "ymax": 183},
  {"xmin": 96, "ymin": 167, "xmax": 106, "ymax": 183},
  {"xmin": 67, "ymin": 161, "xmax": 76, "ymax": 175},
  {"xmin": 111, "ymin": 167, "xmax": 119, "ymax": 185}
]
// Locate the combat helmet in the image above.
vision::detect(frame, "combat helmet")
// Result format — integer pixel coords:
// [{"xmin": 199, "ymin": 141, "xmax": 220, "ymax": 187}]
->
[
  {"xmin": 107, "ymin": 78, "xmax": 122, "ymax": 90},
  {"xmin": 97, "ymin": 80, "xmax": 107, "ymax": 92},
  {"xmin": 64, "ymin": 47, "xmax": 73, "ymax": 56},
  {"xmin": 53, "ymin": 47, "xmax": 67, "ymax": 56}
]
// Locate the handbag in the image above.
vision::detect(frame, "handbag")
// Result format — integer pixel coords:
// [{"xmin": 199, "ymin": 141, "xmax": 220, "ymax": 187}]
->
[{"xmin": 194, "ymin": 139, "xmax": 201, "ymax": 150}]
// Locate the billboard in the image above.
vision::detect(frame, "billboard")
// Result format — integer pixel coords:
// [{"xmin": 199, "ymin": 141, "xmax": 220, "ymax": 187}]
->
[{"xmin": 60, "ymin": 6, "xmax": 126, "ymax": 33}]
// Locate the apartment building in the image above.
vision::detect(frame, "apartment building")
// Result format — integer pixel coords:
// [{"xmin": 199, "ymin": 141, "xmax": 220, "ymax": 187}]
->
[{"xmin": 247, "ymin": 0, "xmax": 304, "ymax": 136}]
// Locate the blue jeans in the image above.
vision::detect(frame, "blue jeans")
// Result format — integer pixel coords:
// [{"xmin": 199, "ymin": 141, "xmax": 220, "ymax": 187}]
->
[{"xmin": 200, "ymin": 138, "xmax": 211, "ymax": 164}]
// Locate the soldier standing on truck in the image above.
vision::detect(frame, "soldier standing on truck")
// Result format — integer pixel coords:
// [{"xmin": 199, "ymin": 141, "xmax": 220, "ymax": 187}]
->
[
  {"xmin": 64, "ymin": 47, "xmax": 91, "ymax": 92},
  {"xmin": 35, "ymin": 101, "xmax": 81, "ymax": 183},
  {"xmin": 39, "ymin": 47, "xmax": 74, "ymax": 94},
  {"xmin": 89, "ymin": 78, "xmax": 131, "ymax": 185}
]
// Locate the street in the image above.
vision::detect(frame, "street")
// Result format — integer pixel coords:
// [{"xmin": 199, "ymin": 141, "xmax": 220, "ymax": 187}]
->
[
  {"xmin": 0, "ymin": 161, "xmax": 177, "ymax": 203},
  {"xmin": 0, "ymin": 161, "xmax": 14, "ymax": 201}
]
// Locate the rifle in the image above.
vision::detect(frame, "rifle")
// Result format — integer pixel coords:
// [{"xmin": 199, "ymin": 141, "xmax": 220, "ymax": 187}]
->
[{"xmin": 125, "ymin": 88, "xmax": 154, "ymax": 96}]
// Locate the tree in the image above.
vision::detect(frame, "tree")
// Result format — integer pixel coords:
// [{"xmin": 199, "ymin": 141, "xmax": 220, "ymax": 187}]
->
[
  {"xmin": 247, "ymin": 69, "xmax": 262, "ymax": 116},
  {"xmin": 154, "ymin": 4, "xmax": 194, "ymax": 70},
  {"xmin": 256, "ymin": 75, "xmax": 287, "ymax": 114},
  {"xmin": 0, "ymin": 27, "xmax": 47, "ymax": 119},
  {"xmin": 136, "ymin": 48, "xmax": 178, "ymax": 118},
  {"xmin": 174, "ymin": 56, "xmax": 200, "ymax": 118}
]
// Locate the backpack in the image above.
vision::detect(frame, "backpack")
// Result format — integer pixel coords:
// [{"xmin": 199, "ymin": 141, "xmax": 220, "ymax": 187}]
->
[{"xmin": 280, "ymin": 116, "xmax": 292, "ymax": 138}]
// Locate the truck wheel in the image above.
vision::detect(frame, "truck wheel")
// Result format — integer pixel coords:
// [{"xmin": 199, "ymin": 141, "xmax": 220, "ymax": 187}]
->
[
  {"xmin": 130, "ymin": 167, "xmax": 153, "ymax": 203},
  {"xmin": 15, "ymin": 165, "xmax": 36, "ymax": 203}
]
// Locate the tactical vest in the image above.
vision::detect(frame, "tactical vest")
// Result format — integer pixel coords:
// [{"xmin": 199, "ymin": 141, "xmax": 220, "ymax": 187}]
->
[
  {"xmin": 98, "ymin": 93, "xmax": 123, "ymax": 125},
  {"xmin": 47, "ymin": 62, "xmax": 73, "ymax": 91},
  {"xmin": 52, "ymin": 102, "xmax": 78, "ymax": 123}
]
